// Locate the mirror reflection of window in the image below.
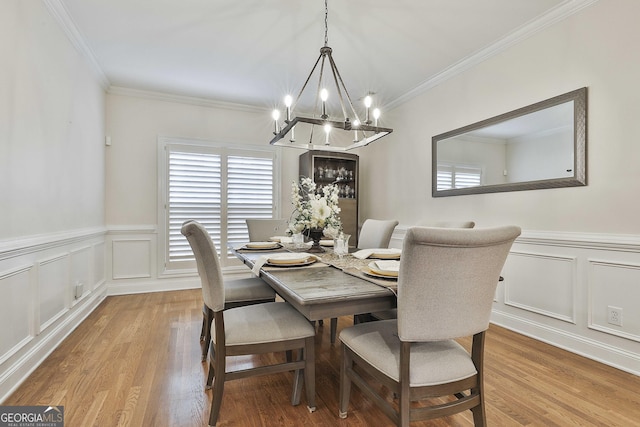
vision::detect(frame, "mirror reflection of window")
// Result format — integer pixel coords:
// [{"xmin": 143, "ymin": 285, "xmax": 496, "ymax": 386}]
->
[{"xmin": 437, "ymin": 163, "xmax": 482, "ymax": 190}]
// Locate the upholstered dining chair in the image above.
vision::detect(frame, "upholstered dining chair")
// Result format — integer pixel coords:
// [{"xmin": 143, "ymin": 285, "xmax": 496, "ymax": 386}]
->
[
  {"xmin": 183, "ymin": 221, "xmax": 277, "ymax": 362},
  {"xmin": 245, "ymin": 218, "xmax": 290, "ymax": 241},
  {"xmin": 181, "ymin": 221, "xmax": 316, "ymax": 426},
  {"xmin": 357, "ymin": 218, "xmax": 399, "ymax": 249},
  {"xmin": 370, "ymin": 220, "xmax": 476, "ymax": 321},
  {"xmin": 339, "ymin": 225, "xmax": 521, "ymax": 426}
]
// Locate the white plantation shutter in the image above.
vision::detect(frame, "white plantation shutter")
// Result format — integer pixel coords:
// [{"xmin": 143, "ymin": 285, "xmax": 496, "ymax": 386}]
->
[
  {"xmin": 168, "ymin": 151, "xmax": 222, "ymax": 262},
  {"xmin": 227, "ymin": 155, "xmax": 274, "ymax": 249},
  {"xmin": 160, "ymin": 139, "xmax": 276, "ymax": 272},
  {"xmin": 437, "ymin": 163, "xmax": 482, "ymax": 190}
]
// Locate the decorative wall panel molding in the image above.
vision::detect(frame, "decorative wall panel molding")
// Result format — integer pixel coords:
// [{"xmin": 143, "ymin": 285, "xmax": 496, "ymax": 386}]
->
[
  {"xmin": 37, "ymin": 254, "xmax": 70, "ymax": 333},
  {"xmin": 0, "ymin": 230, "xmax": 107, "ymax": 403},
  {"xmin": 0, "ymin": 266, "xmax": 33, "ymax": 365},
  {"xmin": 588, "ymin": 259, "xmax": 640, "ymax": 343},
  {"xmin": 111, "ymin": 239, "xmax": 152, "ymax": 280},
  {"xmin": 503, "ymin": 251, "xmax": 577, "ymax": 323}
]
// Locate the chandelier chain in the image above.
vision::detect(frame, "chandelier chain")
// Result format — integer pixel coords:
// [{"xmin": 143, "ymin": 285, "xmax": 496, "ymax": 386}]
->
[{"xmin": 324, "ymin": 0, "xmax": 329, "ymax": 46}]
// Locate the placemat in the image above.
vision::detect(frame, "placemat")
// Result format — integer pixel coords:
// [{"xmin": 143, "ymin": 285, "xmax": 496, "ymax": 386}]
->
[{"xmin": 342, "ymin": 267, "xmax": 398, "ymax": 293}]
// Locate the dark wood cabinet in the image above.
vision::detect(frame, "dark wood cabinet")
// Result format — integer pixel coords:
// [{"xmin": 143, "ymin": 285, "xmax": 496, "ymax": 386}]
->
[{"xmin": 299, "ymin": 150, "xmax": 359, "ymax": 242}]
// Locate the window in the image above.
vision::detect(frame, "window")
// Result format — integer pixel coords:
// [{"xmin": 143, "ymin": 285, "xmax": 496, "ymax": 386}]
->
[
  {"xmin": 158, "ymin": 138, "xmax": 278, "ymax": 274},
  {"xmin": 436, "ymin": 163, "xmax": 482, "ymax": 191}
]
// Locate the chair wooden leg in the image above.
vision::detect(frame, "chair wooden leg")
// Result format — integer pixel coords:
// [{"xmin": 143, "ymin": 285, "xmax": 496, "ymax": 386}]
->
[
  {"xmin": 291, "ymin": 349, "xmax": 304, "ymax": 406},
  {"xmin": 208, "ymin": 353, "xmax": 226, "ymax": 426},
  {"xmin": 201, "ymin": 306, "xmax": 212, "ymax": 362},
  {"xmin": 330, "ymin": 318, "xmax": 338, "ymax": 343},
  {"xmin": 338, "ymin": 344, "xmax": 351, "ymax": 418},
  {"xmin": 304, "ymin": 336, "xmax": 316, "ymax": 412}
]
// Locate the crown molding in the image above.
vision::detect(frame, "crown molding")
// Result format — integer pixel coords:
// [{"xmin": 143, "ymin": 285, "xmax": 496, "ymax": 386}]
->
[
  {"xmin": 107, "ymin": 86, "xmax": 267, "ymax": 113},
  {"xmin": 41, "ymin": 0, "xmax": 110, "ymax": 89},
  {"xmin": 386, "ymin": 0, "xmax": 600, "ymax": 110}
]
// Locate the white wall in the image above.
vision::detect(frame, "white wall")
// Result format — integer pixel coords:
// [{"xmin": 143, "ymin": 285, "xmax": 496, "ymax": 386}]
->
[
  {"xmin": 0, "ymin": 1, "xmax": 107, "ymax": 401},
  {"xmin": 363, "ymin": 0, "xmax": 640, "ymax": 375},
  {"xmin": 104, "ymin": 91, "xmax": 302, "ymax": 293}
]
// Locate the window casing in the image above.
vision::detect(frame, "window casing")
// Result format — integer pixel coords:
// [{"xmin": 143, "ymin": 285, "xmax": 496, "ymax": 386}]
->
[{"xmin": 158, "ymin": 137, "xmax": 279, "ymax": 275}]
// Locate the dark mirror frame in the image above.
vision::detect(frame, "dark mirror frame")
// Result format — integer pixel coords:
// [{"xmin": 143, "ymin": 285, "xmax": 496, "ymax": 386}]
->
[{"xmin": 432, "ymin": 87, "xmax": 587, "ymax": 197}]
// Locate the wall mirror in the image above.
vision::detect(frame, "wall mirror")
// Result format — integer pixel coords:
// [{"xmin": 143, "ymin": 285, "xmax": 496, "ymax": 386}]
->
[{"xmin": 432, "ymin": 87, "xmax": 587, "ymax": 197}]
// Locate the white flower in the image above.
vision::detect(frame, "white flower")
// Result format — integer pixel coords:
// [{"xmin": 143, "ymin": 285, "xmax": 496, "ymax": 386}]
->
[{"xmin": 287, "ymin": 177, "xmax": 342, "ymax": 235}]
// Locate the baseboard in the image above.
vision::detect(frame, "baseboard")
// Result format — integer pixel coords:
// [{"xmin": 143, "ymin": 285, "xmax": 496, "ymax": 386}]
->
[
  {"xmin": 0, "ymin": 283, "xmax": 108, "ymax": 403},
  {"xmin": 107, "ymin": 269, "xmax": 252, "ymax": 296},
  {"xmin": 491, "ymin": 310, "xmax": 640, "ymax": 376}
]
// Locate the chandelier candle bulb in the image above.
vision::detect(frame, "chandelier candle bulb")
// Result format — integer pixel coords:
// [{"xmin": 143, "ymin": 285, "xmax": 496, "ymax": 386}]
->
[
  {"xmin": 320, "ymin": 88, "xmax": 329, "ymax": 119},
  {"xmin": 324, "ymin": 123, "xmax": 331, "ymax": 145},
  {"xmin": 272, "ymin": 109, "xmax": 281, "ymax": 133},
  {"xmin": 364, "ymin": 95, "xmax": 372, "ymax": 124},
  {"xmin": 284, "ymin": 95, "xmax": 293, "ymax": 121},
  {"xmin": 353, "ymin": 119, "xmax": 360, "ymax": 141},
  {"xmin": 373, "ymin": 108, "xmax": 381, "ymax": 126}
]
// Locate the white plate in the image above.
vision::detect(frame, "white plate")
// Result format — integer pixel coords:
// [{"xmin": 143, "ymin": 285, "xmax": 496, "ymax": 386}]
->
[
  {"xmin": 245, "ymin": 241, "xmax": 281, "ymax": 250},
  {"xmin": 266, "ymin": 258, "xmax": 317, "ymax": 268},
  {"xmin": 360, "ymin": 266, "xmax": 398, "ymax": 280},
  {"xmin": 367, "ymin": 261, "xmax": 399, "ymax": 277},
  {"xmin": 266, "ymin": 253, "xmax": 313, "ymax": 265}
]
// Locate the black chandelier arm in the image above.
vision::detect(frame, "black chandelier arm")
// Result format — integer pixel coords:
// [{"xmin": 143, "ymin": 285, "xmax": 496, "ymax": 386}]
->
[
  {"xmin": 292, "ymin": 52, "xmax": 324, "ymax": 113},
  {"xmin": 327, "ymin": 53, "xmax": 349, "ymax": 120}
]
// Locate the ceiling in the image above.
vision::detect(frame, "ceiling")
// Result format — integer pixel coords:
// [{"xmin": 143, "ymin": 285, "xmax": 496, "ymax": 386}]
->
[{"xmin": 53, "ymin": 0, "xmax": 592, "ymax": 111}]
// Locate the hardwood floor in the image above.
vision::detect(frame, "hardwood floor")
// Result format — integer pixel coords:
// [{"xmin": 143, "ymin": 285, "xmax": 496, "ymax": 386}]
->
[{"xmin": 5, "ymin": 289, "xmax": 640, "ymax": 426}]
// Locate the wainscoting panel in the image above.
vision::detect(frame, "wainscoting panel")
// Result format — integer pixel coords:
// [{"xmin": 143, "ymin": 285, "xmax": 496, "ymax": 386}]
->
[
  {"xmin": 0, "ymin": 266, "xmax": 32, "ymax": 364},
  {"xmin": 93, "ymin": 241, "xmax": 105, "ymax": 291},
  {"xmin": 588, "ymin": 259, "xmax": 640, "ymax": 342},
  {"xmin": 112, "ymin": 239, "xmax": 152, "ymax": 280},
  {"xmin": 38, "ymin": 254, "xmax": 69, "ymax": 333},
  {"xmin": 0, "ymin": 227, "xmax": 107, "ymax": 403},
  {"xmin": 70, "ymin": 246, "xmax": 91, "ymax": 301},
  {"xmin": 503, "ymin": 251, "xmax": 577, "ymax": 323}
]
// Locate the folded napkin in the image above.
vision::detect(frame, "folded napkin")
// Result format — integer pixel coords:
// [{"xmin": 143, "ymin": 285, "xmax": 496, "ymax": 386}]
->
[
  {"xmin": 252, "ymin": 253, "xmax": 320, "ymax": 275},
  {"xmin": 352, "ymin": 248, "xmax": 402, "ymax": 259},
  {"xmin": 372, "ymin": 260, "xmax": 400, "ymax": 272}
]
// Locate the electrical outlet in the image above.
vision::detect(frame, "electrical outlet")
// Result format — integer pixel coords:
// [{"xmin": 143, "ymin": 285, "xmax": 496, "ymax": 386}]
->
[
  {"xmin": 74, "ymin": 282, "xmax": 84, "ymax": 299},
  {"xmin": 607, "ymin": 306, "xmax": 623, "ymax": 326}
]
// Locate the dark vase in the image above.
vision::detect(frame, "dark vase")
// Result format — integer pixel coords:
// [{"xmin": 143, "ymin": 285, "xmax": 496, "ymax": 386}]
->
[{"xmin": 306, "ymin": 227, "xmax": 325, "ymax": 253}]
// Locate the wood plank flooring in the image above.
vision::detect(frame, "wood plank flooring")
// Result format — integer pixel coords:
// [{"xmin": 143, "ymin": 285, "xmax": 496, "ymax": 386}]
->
[{"xmin": 5, "ymin": 289, "xmax": 640, "ymax": 426}]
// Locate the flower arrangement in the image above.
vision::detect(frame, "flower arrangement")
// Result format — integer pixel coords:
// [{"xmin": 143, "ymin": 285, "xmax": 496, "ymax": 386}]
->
[{"xmin": 288, "ymin": 177, "xmax": 342, "ymax": 238}]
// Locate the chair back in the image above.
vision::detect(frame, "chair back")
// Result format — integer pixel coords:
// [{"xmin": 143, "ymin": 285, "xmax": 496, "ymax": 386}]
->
[
  {"xmin": 246, "ymin": 218, "xmax": 290, "ymax": 241},
  {"xmin": 357, "ymin": 219, "xmax": 399, "ymax": 249},
  {"xmin": 397, "ymin": 226, "xmax": 520, "ymax": 342},
  {"xmin": 181, "ymin": 220, "xmax": 225, "ymax": 312},
  {"xmin": 421, "ymin": 220, "xmax": 475, "ymax": 229}
]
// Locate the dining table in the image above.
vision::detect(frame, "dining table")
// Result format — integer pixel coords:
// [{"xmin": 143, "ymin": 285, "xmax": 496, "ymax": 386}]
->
[{"xmin": 232, "ymin": 243, "xmax": 398, "ymax": 330}]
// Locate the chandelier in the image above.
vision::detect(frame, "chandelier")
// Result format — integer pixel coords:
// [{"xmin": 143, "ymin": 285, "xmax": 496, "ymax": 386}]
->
[{"xmin": 269, "ymin": 0, "xmax": 393, "ymax": 151}]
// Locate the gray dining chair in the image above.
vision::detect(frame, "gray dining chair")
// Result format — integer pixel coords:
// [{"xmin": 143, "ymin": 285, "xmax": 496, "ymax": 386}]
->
[
  {"xmin": 181, "ymin": 220, "xmax": 316, "ymax": 426},
  {"xmin": 182, "ymin": 220, "xmax": 276, "ymax": 362},
  {"xmin": 370, "ymin": 220, "xmax": 476, "ymax": 321},
  {"xmin": 246, "ymin": 218, "xmax": 290, "ymax": 241},
  {"xmin": 339, "ymin": 225, "xmax": 521, "ymax": 426},
  {"xmin": 357, "ymin": 218, "xmax": 399, "ymax": 249}
]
